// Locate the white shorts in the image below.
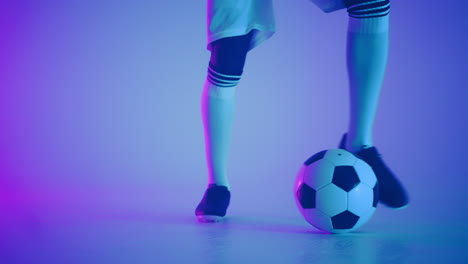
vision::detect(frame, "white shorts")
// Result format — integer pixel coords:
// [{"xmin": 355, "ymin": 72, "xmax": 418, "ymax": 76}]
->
[
  {"xmin": 206, "ymin": 0, "xmax": 276, "ymax": 52},
  {"xmin": 206, "ymin": 0, "xmax": 347, "ymax": 52}
]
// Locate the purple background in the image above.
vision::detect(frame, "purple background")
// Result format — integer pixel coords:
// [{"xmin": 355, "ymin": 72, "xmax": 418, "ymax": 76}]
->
[{"xmin": 1, "ymin": 0, "xmax": 467, "ymax": 234}]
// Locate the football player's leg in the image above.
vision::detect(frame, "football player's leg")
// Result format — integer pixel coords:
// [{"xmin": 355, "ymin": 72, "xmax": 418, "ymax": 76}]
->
[
  {"xmin": 342, "ymin": 0, "xmax": 409, "ymax": 208},
  {"xmin": 196, "ymin": 32, "xmax": 252, "ymax": 221},
  {"xmin": 201, "ymin": 31, "xmax": 253, "ymax": 189},
  {"xmin": 344, "ymin": 0, "xmax": 390, "ymax": 152}
]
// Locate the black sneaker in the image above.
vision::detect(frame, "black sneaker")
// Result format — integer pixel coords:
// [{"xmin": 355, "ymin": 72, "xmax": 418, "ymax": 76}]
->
[
  {"xmin": 339, "ymin": 133, "xmax": 409, "ymax": 209},
  {"xmin": 195, "ymin": 184, "xmax": 231, "ymax": 222}
]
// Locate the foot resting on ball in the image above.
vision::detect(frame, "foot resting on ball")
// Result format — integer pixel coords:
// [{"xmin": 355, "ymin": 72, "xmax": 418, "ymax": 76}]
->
[
  {"xmin": 339, "ymin": 133, "xmax": 409, "ymax": 209},
  {"xmin": 195, "ymin": 184, "xmax": 231, "ymax": 222}
]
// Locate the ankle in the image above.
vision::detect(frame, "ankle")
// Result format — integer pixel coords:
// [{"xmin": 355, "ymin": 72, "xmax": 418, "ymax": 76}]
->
[
  {"xmin": 208, "ymin": 182, "xmax": 230, "ymax": 190},
  {"xmin": 345, "ymin": 138, "xmax": 373, "ymax": 154}
]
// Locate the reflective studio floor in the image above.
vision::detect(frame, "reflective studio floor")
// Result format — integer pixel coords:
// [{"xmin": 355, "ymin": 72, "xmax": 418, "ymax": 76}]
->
[{"xmin": 0, "ymin": 186, "xmax": 466, "ymax": 264}]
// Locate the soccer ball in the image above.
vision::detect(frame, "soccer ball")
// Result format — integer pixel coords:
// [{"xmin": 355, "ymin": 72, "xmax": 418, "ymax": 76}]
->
[{"xmin": 294, "ymin": 149, "xmax": 379, "ymax": 233}]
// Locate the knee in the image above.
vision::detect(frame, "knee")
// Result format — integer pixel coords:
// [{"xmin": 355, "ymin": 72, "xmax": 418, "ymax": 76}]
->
[
  {"xmin": 344, "ymin": 0, "xmax": 390, "ymax": 18},
  {"xmin": 207, "ymin": 32, "xmax": 253, "ymax": 87}
]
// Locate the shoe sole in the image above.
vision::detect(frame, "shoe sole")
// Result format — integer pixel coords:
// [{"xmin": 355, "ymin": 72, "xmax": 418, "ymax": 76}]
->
[
  {"xmin": 197, "ymin": 215, "xmax": 224, "ymax": 223},
  {"xmin": 390, "ymin": 203, "xmax": 410, "ymax": 211},
  {"xmin": 380, "ymin": 202, "xmax": 410, "ymax": 210}
]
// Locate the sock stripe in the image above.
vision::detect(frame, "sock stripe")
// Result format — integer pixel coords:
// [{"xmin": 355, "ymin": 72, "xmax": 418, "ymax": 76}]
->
[
  {"xmin": 208, "ymin": 68, "xmax": 241, "ymax": 82},
  {"xmin": 207, "ymin": 70, "xmax": 240, "ymax": 83},
  {"xmin": 349, "ymin": 10, "xmax": 389, "ymax": 18},
  {"xmin": 349, "ymin": 3, "xmax": 390, "ymax": 14},
  {"xmin": 207, "ymin": 64, "xmax": 242, "ymax": 88},
  {"xmin": 347, "ymin": 0, "xmax": 388, "ymax": 10},
  {"xmin": 348, "ymin": 0, "xmax": 390, "ymax": 18},
  {"xmin": 207, "ymin": 72, "xmax": 240, "ymax": 87},
  {"xmin": 207, "ymin": 78, "xmax": 237, "ymax": 87},
  {"xmin": 208, "ymin": 63, "xmax": 242, "ymax": 80},
  {"xmin": 349, "ymin": 7, "xmax": 390, "ymax": 17},
  {"xmin": 207, "ymin": 76, "xmax": 238, "ymax": 87}
]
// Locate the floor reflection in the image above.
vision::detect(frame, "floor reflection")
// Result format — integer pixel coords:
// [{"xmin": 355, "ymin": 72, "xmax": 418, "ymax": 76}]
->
[{"xmin": 0, "ymin": 191, "xmax": 465, "ymax": 264}]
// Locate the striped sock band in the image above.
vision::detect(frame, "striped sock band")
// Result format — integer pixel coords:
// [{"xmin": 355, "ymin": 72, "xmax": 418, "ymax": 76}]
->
[
  {"xmin": 207, "ymin": 62, "xmax": 242, "ymax": 88},
  {"xmin": 347, "ymin": 0, "xmax": 390, "ymax": 19}
]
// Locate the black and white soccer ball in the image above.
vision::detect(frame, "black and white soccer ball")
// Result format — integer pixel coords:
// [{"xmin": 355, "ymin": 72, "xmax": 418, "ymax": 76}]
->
[{"xmin": 294, "ymin": 149, "xmax": 379, "ymax": 233}]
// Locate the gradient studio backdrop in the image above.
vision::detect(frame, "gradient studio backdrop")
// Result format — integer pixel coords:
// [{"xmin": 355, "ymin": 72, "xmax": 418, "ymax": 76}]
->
[{"xmin": 1, "ymin": 0, "xmax": 467, "ymax": 229}]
